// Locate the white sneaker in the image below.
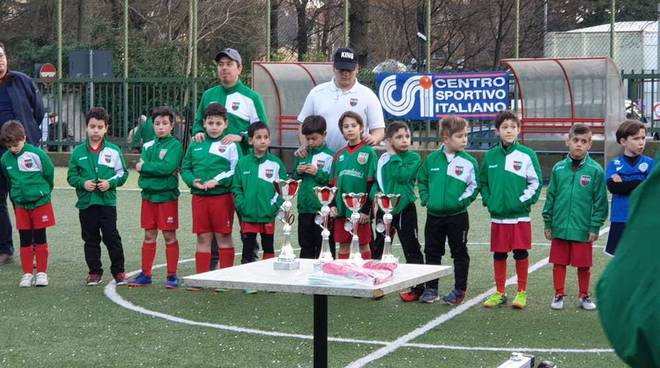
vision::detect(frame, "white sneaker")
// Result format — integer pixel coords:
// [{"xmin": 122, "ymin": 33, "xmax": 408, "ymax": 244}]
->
[
  {"xmin": 579, "ymin": 296, "xmax": 597, "ymax": 310},
  {"xmin": 550, "ymin": 295, "xmax": 564, "ymax": 310},
  {"xmin": 34, "ymin": 272, "xmax": 49, "ymax": 287},
  {"xmin": 19, "ymin": 273, "xmax": 34, "ymax": 288}
]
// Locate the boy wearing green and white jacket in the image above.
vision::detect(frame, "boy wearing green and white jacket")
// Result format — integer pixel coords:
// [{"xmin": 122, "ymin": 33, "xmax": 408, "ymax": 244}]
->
[
  {"xmin": 542, "ymin": 123, "xmax": 608, "ymax": 311},
  {"xmin": 181, "ymin": 103, "xmax": 241, "ymax": 280},
  {"xmin": 233, "ymin": 122, "xmax": 287, "ymax": 265},
  {"xmin": 292, "ymin": 115, "xmax": 334, "ymax": 259},
  {"xmin": 129, "ymin": 107, "xmax": 184, "ymax": 289},
  {"xmin": 0, "ymin": 121, "xmax": 55, "ymax": 288},
  {"xmin": 67, "ymin": 107, "xmax": 129, "ymax": 286},
  {"xmin": 417, "ymin": 117, "xmax": 479, "ymax": 305},
  {"xmin": 480, "ymin": 110, "xmax": 542, "ymax": 309}
]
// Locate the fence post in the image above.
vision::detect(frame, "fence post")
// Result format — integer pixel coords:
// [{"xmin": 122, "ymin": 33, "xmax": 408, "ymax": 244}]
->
[
  {"xmin": 610, "ymin": 0, "xmax": 615, "ymax": 59},
  {"xmin": 514, "ymin": 0, "xmax": 520, "ymax": 59},
  {"xmin": 344, "ymin": 0, "xmax": 350, "ymax": 47},
  {"xmin": 192, "ymin": 0, "xmax": 199, "ymax": 118},
  {"xmin": 266, "ymin": 0, "xmax": 271, "ymax": 62},
  {"xmin": 56, "ymin": 0, "xmax": 63, "ymax": 152},
  {"xmin": 123, "ymin": 0, "xmax": 129, "ymax": 144}
]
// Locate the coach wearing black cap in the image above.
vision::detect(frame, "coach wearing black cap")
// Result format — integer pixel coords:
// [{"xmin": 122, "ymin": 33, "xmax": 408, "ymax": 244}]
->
[
  {"xmin": 296, "ymin": 47, "xmax": 385, "ymax": 155},
  {"xmin": 192, "ymin": 47, "xmax": 268, "ymax": 150}
]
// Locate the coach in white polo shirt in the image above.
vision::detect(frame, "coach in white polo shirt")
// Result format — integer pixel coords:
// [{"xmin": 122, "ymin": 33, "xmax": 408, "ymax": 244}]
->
[{"xmin": 296, "ymin": 47, "xmax": 385, "ymax": 155}]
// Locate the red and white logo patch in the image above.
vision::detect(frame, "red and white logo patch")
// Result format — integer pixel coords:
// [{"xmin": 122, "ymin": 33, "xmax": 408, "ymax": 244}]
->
[
  {"xmin": 159, "ymin": 149, "xmax": 167, "ymax": 160},
  {"xmin": 41, "ymin": 215, "xmax": 49, "ymax": 223},
  {"xmin": 104, "ymin": 154, "xmax": 112, "ymax": 163},
  {"xmin": 349, "ymin": 98, "xmax": 358, "ymax": 107},
  {"xmin": 455, "ymin": 166, "xmax": 463, "ymax": 176},
  {"xmin": 513, "ymin": 160, "xmax": 522, "ymax": 171},
  {"xmin": 231, "ymin": 102, "xmax": 240, "ymax": 111},
  {"xmin": 166, "ymin": 216, "xmax": 174, "ymax": 224},
  {"xmin": 265, "ymin": 168, "xmax": 274, "ymax": 178},
  {"xmin": 218, "ymin": 145, "xmax": 226, "ymax": 154},
  {"xmin": 357, "ymin": 152, "xmax": 368, "ymax": 165},
  {"xmin": 316, "ymin": 159, "xmax": 325, "ymax": 169},
  {"xmin": 580, "ymin": 175, "xmax": 591, "ymax": 187},
  {"xmin": 24, "ymin": 158, "xmax": 33, "ymax": 169}
]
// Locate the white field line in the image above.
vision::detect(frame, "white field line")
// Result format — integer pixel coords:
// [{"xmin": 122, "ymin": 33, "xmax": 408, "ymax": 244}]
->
[
  {"xmin": 104, "ymin": 241, "xmax": 613, "ymax": 357},
  {"xmin": 346, "ymin": 226, "xmax": 613, "ymax": 367}
]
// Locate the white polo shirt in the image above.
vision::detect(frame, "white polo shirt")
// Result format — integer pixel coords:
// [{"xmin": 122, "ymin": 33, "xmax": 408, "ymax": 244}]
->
[{"xmin": 297, "ymin": 78, "xmax": 385, "ymax": 152}]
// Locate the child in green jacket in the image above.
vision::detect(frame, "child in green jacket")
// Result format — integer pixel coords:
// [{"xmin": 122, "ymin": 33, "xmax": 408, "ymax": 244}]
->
[
  {"xmin": 233, "ymin": 122, "xmax": 287, "ymax": 265},
  {"xmin": 181, "ymin": 103, "xmax": 242, "ymax": 280},
  {"xmin": 480, "ymin": 110, "xmax": 542, "ymax": 309},
  {"xmin": 542, "ymin": 123, "xmax": 608, "ymax": 311},
  {"xmin": 129, "ymin": 107, "xmax": 184, "ymax": 289},
  {"xmin": 417, "ymin": 116, "xmax": 479, "ymax": 304},
  {"xmin": 67, "ymin": 107, "xmax": 129, "ymax": 286},
  {"xmin": 372, "ymin": 121, "xmax": 424, "ymax": 301},
  {"xmin": 0, "ymin": 121, "xmax": 55, "ymax": 288}
]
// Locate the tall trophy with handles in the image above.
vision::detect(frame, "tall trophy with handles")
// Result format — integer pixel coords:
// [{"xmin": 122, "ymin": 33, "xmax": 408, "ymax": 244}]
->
[
  {"xmin": 313, "ymin": 186, "xmax": 337, "ymax": 267},
  {"xmin": 342, "ymin": 192, "xmax": 369, "ymax": 263},
  {"xmin": 375, "ymin": 193, "xmax": 401, "ymax": 264},
  {"xmin": 273, "ymin": 179, "xmax": 301, "ymax": 270}
]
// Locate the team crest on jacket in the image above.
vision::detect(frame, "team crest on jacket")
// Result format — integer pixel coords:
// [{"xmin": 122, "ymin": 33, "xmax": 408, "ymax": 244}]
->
[
  {"xmin": 580, "ymin": 175, "xmax": 591, "ymax": 187},
  {"xmin": 455, "ymin": 166, "xmax": 463, "ymax": 176},
  {"xmin": 316, "ymin": 159, "xmax": 325, "ymax": 169},
  {"xmin": 350, "ymin": 98, "xmax": 358, "ymax": 107},
  {"xmin": 218, "ymin": 145, "xmax": 226, "ymax": 154},
  {"xmin": 231, "ymin": 101, "xmax": 240, "ymax": 111},
  {"xmin": 639, "ymin": 162, "xmax": 649, "ymax": 172},
  {"xmin": 265, "ymin": 168, "xmax": 274, "ymax": 178},
  {"xmin": 513, "ymin": 160, "xmax": 522, "ymax": 171},
  {"xmin": 159, "ymin": 149, "xmax": 167, "ymax": 160},
  {"xmin": 24, "ymin": 158, "xmax": 33, "ymax": 168},
  {"xmin": 104, "ymin": 154, "xmax": 112, "ymax": 163},
  {"xmin": 357, "ymin": 152, "xmax": 368, "ymax": 165}
]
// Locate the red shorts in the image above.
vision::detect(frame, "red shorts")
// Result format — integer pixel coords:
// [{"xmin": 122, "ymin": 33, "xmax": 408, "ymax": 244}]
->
[
  {"xmin": 241, "ymin": 222, "xmax": 275, "ymax": 235},
  {"xmin": 15, "ymin": 203, "xmax": 56, "ymax": 230},
  {"xmin": 141, "ymin": 199, "xmax": 178, "ymax": 230},
  {"xmin": 334, "ymin": 217, "xmax": 372, "ymax": 245},
  {"xmin": 490, "ymin": 222, "xmax": 532, "ymax": 253},
  {"xmin": 192, "ymin": 194, "xmax": 235, "ymax": 234},
  {"xmin": 550, "ymin": 239, "xmax": 593, "ymax": 268}
]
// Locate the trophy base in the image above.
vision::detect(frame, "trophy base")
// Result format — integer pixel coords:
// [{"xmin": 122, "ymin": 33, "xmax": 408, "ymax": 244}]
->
[
  {"xmin": 380, "ymin": 254, "xmax": 399, "ymax": 264},
  {"xmin": 273, "ymin": 258, "xmax": 301, "ymax": 270}
]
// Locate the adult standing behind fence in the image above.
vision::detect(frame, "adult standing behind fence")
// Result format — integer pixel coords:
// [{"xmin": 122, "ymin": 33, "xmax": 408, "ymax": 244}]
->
[
  {"xmin": 296, "ymin": 48, "xmax": 385, "ymax": 156},
  {"xmin": 0, "ymin": 42, "xmax": 45, "ymax": 266},
  {"xmin": 191, "ymin": 48, "xmax": 268, "ymax": 154}
]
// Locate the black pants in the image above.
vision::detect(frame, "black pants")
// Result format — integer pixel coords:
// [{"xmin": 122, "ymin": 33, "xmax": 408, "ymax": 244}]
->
[
  {"xmin": 424, "ymin": 212, "xmax": 470, "ymax": 290},
  {"xmin": 605, "ymin": 222, "xmax": 626, "ymax": 256},
  {"xmin": 373, "ymin": 203, "xmax": 424, "ymax": 264},
  {"xmin": 79, "ymin": 205, "xmax": 125, "ymax": 276},
  {"xmin": 0, "ymin": 154, "xmax": 14, "ymax": 256},
  {"xmin": 298, "ymin": 213, "xmax": 336, "ymax": 259},
  {"xmin": 240, "ymin": 232, "xmax": 274, "ymax": 264}
]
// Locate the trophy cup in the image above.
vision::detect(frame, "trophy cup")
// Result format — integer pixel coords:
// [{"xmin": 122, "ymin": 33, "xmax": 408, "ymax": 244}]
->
[
  {"xmin": 342, "ymin": 192, "xmax": 369, "ymax": 263},
  {"xmin": 375, "ymin": 193, "xmax": 401, "ymax": 264},
  {"xmin": 273, "ymin": 179, "xmax": 302, "ymax": 270},
  {"xmin": 313, "ymin": 186, "xmax": 337, "ymax": 268}
]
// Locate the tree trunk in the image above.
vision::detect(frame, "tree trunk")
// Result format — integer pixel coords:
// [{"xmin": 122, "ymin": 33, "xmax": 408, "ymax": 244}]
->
[
  {"xmin": 295, "ymin": 0, "xmax": 309, "ymax": 61},
  {"xmin": 349, "ymin": 0, "xmax": 369, "ymax": 66}
]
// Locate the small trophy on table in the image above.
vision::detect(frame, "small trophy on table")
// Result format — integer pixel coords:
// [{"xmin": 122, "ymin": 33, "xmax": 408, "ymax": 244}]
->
[
  {"xmin": 375, "ymin": 193, "xmax": 401, "ymax": 264},
  {"xmin": 342, "ymin": 192, "xmax": 369, "ymax": 264},
  {"xmin": 313, "ymin": 186, "xmax": 337, "ymax": 267},
  {"xmin": 273, "ymin": 179, "xmax": 301, "ymax": 270}
]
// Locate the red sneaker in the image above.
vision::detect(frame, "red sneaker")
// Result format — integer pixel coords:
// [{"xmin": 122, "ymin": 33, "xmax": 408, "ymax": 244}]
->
[{"xmin": 399, "ymin": 288, "xmax": 423, "ymax": 302}]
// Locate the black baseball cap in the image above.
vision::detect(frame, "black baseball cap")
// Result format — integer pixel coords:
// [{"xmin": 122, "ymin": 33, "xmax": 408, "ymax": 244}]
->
[
  {"xmin": 215, "ymin": 48, "xmax": 242, "ymax": 65},
  {"xmin": 333, "ymin": 48, "xmax": 358, "ymax": 71}
]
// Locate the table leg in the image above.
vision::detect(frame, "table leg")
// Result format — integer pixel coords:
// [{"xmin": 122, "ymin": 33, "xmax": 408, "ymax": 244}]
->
[{"xmin": 314, "ymin": 294, "xmax": 328, "ymax": 368}]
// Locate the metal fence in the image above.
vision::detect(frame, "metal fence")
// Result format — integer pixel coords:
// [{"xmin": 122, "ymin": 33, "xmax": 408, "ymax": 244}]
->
[{"xmin": 622, "ymin": 71, "xmax": 660, "ymax": 138}]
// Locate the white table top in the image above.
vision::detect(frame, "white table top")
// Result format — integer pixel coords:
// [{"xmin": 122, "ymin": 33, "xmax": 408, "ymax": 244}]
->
[{"xmin": 183, "ymin": 259, "xmax": 452, "ymax": 298}]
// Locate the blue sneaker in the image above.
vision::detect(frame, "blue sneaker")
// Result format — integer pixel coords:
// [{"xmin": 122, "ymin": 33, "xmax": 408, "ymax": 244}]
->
[
  {"xmin": 442, "ymin": 288, "xmax": 466, "ymax": 305},
  {"xmin": 164, "ymin": 274, "xmax": 179, "ymax": 289},
  {"xmin": 128, "ymin": 272, "xmax": 152, "ymax": 287},
  {"xmin": 419, "ymin": 288, "xmax": 440, "ymax": 303}
]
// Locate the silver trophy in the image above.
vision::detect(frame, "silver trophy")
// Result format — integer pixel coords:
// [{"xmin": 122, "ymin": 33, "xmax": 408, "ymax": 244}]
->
[
  {"xmin": 313, "ymin": 186, "xmax": 337, "ymax": 266},
  {"xmin": 375, "ymin": 193, "xmax": 401, "ymax": 264},
  {"xmin": 342, "ymin": 192, "xmax": 369, "ymax": 263},
  {"xmin": 273, "ymin": 179, "xmax": 302, "ymax": 270}
]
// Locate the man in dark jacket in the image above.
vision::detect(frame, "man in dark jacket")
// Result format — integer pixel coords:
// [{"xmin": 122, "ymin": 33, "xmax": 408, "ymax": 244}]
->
[{"xmin": 0, "ymin": 42, "xmax": 45, "ymax": 265}]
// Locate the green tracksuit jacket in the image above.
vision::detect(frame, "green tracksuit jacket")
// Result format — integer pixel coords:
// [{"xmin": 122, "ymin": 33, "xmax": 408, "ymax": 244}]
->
[
  {"xmin": 232, "ymin": 152, "xmax": 287, "ymax": 223},
  {"xmin": 132, "ymin": 118, "xmax": 155, "ymax": 148},
  {"xmin": 479, "ymin": 141, "xmax": 542, "ymax": 221},
  {"xmin": 181, "ymin": 134, "xmax": 241, "ymax": 196},
  {"xmin": 1, "ymin": 143, "xmax": 54, "ymax": 210},
  {"xmin": 67, "ymin": 139, "xmax": 129, "ymax": 209},
  {"xmin": 292, "ymin": 144, "xmax": 334, "ymax": 214},
  {"xmin": 193, "ymin": 81, "xmax": 268, "ymax": 152},
  {"xmin": 138, "ymin": 135, "xmax": 183, "ymax": 203},
  {"xmin": 542, "ymin": 154, "xmax": 608, "ymax": 241},
  {"xmin": 418, "ymin": 147, "xmax": 479, "ymax": 217},
  {"xmin": 373, "ymin": 150, "xmax": 421, "ymax": 216},
  {"xmin": 597, "ymin": 158, "xmax": 660, "ymax": 368}
]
